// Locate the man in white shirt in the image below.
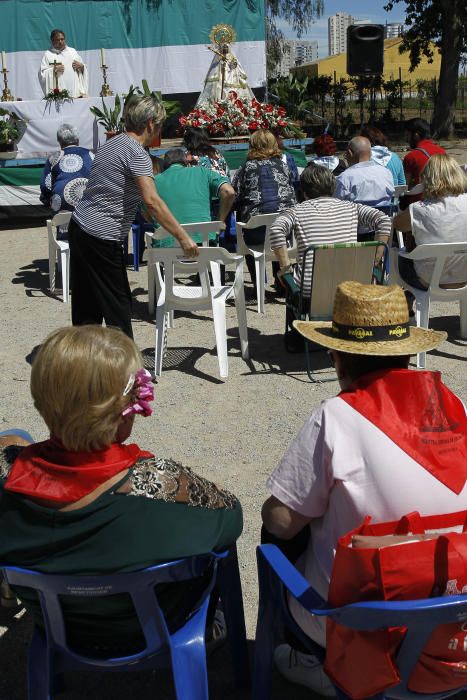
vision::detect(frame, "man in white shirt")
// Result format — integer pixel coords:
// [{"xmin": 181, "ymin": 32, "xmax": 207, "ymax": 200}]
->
[
  {"xmin": 335, "ymin": 136, "xmax": 394, "ymax": 213},
  {"xmin": 39, "ymin": 29, "xmax": 88, "ymax": 98},
  {"xmin": 261, "ymin": 281, "xmax": 466, "ymax": 696}
]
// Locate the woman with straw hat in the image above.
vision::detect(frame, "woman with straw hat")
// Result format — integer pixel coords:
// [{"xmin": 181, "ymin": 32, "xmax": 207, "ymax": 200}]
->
[{"xmin": 262, "ymin": 281, "xmax": 466, "ymax": 696}]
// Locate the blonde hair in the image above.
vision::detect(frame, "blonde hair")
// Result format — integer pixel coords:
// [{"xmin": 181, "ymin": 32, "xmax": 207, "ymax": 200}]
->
[
  {"xmin": 247, "ymin": 129, "xmax": 282, "ymax": 160},
  {"xmin": 31, "ymin": 326, "xmax": 142, "ymax": 452},
  {"xmin": 421, "ymin": 154, "xmax": 467, "ymax": 199}
]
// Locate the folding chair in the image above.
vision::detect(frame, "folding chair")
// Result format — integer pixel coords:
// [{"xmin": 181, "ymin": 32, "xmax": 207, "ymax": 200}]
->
[
  {"xmin": 389, "ymin": 241, "xmax": 467, "ymax": 368},
  {"xmin": 151, "ymin": 247, "xmax": 249, "ymax": 380},
  {"xmin": 235, "ymin": 213, "xmax": 297, "ymax": 314},
  {"xmin": 284, "ymin": 241, "xmax": 386, "ymax": 382},
  {"xmin": 46, "ymin": 212, "xmax": 72, "ymax": 303},
  {"xmin": 254, "ymin": 543, "xmax": 467, "ymax": 700},
  {"xmin": 2, "ymin": 546, "xmax": 249, "ymax": 700}
]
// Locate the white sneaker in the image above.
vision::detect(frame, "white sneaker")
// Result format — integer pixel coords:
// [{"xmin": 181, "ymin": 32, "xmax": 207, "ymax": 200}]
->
[{"xmin": 274, "ymin": 643, "xmax": 336, "ymax": 697}]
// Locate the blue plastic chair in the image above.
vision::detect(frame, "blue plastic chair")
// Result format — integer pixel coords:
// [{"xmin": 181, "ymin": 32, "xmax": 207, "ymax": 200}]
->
[
  {"xmin": 254, "ymin": 544, "xmax": 467, "ymax": 700},
  {"xmin": 123, "ymin": 222, "xmax": 155, "ymax": 271},
  {"xmin": 2, "ymin": 545, "xmax": 249, "ymax": 699},
  {"xmin": 0, "ymin": 429, "xmax": 34, "ymax": 442}
]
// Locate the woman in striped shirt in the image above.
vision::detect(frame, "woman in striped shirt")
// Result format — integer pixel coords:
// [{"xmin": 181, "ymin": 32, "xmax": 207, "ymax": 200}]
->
[
  {"xmin": 271, "ymin": 164, "xmax": 391, "ymax": 350},
  {"xmin": 70, "ymin": 95, "xmax": 198, "ymax": 339}
]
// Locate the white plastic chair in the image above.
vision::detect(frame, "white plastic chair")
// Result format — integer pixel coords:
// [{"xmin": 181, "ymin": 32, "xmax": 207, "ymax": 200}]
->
[
  {"xmin": 145, "ymin": 221, "xmax": 224, "ymax": 314},
  {"xmin": 235, "ymin": 212, "xmax": 296, "ymax": 314},
  {"xmin": 46, "ymin": 211, "xmax": 72, "ymax": 303},
  {"xmin": 151, "ymin": 247, "xmax": 249, "ymax": 380},
  {"xmin": 389, "ymin": 241, "xmax": 467, "ymax": 368}
]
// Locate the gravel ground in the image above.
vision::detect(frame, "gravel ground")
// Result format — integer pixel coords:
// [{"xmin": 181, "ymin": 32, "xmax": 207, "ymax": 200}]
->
[{"xmin": 0, "ymin": 212, "xmax": 466, "ymax": 699}]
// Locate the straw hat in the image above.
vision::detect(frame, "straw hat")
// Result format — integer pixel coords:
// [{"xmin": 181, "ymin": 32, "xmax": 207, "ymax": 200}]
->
[{"xmin": 294, "ymin": 281, "xmax": 446, "ymax": 356}]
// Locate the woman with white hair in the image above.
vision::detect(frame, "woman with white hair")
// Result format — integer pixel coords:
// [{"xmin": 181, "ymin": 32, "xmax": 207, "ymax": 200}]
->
[
  {"xmin": 70, "ymin": 95, "xmax": 198, "ymax": 339},
  {"xmin": 40, "ymin": 123, "xmax": 94, "ymax": 236}
]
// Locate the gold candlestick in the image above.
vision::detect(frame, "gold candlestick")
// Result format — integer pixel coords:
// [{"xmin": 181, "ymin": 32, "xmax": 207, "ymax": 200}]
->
[
  {"xmin": 1, "ymin": 68, "xmax": 14, "ymax": 101},
  {"xmin": 100, "ymin": 64, "xmax": 113, "ymax": 97}
]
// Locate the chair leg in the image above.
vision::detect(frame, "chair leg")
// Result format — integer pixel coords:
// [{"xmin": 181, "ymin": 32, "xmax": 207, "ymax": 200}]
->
[
  {"xmin": 27, "ymin": 628, "xmax": 53, "ymax": 700},
  {"xmin": 155, "ymin": 306, "xmax": 168, "ymax": 377},
  {"xmin": 212, "ymin": 299, "xmax": 228, "ymax": 379},
  {"xmin": 216, "ymin": 547, "xmax": 250, "ymax": 689},
  {"xmin": 132, "ymin": 227, "xmax": 139, "ymax": 272},
  {"xmin": 460, "ymin": 297, "xmax": 467, "ymax": 339},
  {"xmin": 416, "ymin": 296, "xmax": 430, "ymax": 369},
  {"xmin": 234, "ymin": 288, "xmax": 249, "ymax": 360},
  {"xmin": 49, "ymin": 246, "xmax": 56, "ymax": 294},
  {"xmin": 210, "ymin": 261, "xmax": 221, "ymax": 287},
  {"xmin": 148, "ymin": 263, "xmax": 155, "ymax": 314},
  {"xmin": 255, "ymin": 256, "xmax": 265, "ymax": 314},
  {"xmin": 60, "ymin": 249, "xmax": 69, "ymax": 303},
  {"xmin": 169, "ymin": 601, "xmax": 210, "ymax": 700}
]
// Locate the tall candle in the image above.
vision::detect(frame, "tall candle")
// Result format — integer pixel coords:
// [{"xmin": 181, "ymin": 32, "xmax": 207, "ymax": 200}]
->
[
  {"xmin": 101, "ymin": 48, "xmax": 106, "ymax": 66},
  {"xmin": 1, "ymin": 51, "xmax": 6, "ymax": 70}
]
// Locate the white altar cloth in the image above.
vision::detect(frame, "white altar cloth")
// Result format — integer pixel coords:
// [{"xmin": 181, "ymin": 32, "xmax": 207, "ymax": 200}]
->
[{"xmin": 0, "ymin": 97, "xmax": 114, "ymax": 158}]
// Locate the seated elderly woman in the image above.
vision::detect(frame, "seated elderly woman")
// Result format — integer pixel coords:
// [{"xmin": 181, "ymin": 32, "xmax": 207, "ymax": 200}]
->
[
  {"xmin": 40, "ymin": 123, "xmax": 94, "ymax": 237},
  {"xmin": 393, "ymin": 153, "xmax": 467, "ymax": 296},
  {"xmin": 270, "ymin": 164, "xmax": 392, "ymax": 350},
  {"xmin": 310, "ymin": 134, "xmax": 347, "ymax": 176},
  {"xmin": 232, "ymin": 128, "xmax": 297, "ymax": 288},
  {"xmin": 0, "ymin": 325, "xmax": 242, "ymax": 653}
]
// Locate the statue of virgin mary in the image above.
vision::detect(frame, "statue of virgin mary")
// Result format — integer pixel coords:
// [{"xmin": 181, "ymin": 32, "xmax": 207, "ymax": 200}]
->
[{"xmin": 196, "ymin": 24, "xmax": 254, "ymax": 106}]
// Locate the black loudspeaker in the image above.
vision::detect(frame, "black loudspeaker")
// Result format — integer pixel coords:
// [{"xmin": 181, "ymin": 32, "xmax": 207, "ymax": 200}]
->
[{"xmin": 347, "ymin": 24, "xmax": 384, "ymax": 76}]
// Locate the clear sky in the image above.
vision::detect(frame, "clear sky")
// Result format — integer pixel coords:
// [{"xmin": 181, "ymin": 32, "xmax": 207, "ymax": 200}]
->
[{"xmin": 276, "ymin": 0, "xmax": 408, "ymax": 57}]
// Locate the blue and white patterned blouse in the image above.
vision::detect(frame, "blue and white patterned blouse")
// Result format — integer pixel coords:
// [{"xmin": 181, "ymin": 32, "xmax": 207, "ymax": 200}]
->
[{"xmin": 40, "ymin": 145, "xmax": 94, "ymax": 215}]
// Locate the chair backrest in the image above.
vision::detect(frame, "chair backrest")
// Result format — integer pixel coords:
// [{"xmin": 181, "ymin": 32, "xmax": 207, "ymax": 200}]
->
[
  {"xmin": 152, "ymin": 246, "xmax": 244, "ymax": 311},
  {"xmin": 46, "ymin": 211, "xmax": 72, "ymax": 242},
  {"xmin": 394, "ymin": 184, "xmax": 408, "ymax": 199},
  {"xmin": 404, "ymin": 241, "xmax": 467, "ymax": 298},
  {"xmin": 149, "ymin": 220, "xmax": 225, "ymax": 246},
  {"xmin": 256, "ymin": 544, "xmax": 467, "ymax": 700},
  {"xmin": 304, "ymin": 242, "xmax": 382, "ymax": 321},
  {"xmin": 2, "ymin": 551, "xmax": 225, "ymax": 668},
  {"xmin": 235, "ymin": 212, "xmax": 281, "ymax": 255}
]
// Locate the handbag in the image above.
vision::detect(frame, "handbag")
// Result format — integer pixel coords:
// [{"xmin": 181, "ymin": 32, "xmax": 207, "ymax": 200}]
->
[{"xmin": 324, "ymin": 510, "xmax": 467, "ymax": 699}]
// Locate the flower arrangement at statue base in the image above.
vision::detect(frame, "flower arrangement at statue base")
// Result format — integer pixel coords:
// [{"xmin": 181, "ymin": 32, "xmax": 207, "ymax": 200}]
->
[
  {"xmin": 43, "ymin": 88, "xmax": 73, "ymax": 104},
  {"xmin": 179, "ymin": 91, "xmax": 305, "ymax": 139}
]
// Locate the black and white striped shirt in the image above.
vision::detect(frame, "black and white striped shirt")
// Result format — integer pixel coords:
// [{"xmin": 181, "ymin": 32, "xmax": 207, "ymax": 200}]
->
[
  {"xmin": 269, "ymin": 197, "xmax": 391, "ymax": 297},
  {"xmin": 73, "ymin": 133, "xmax": 152, "ymax": 241}
]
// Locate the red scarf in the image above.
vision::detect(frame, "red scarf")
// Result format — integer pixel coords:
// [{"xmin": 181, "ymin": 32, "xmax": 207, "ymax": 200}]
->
[
  {"xmin": 339, "ymin": 369, "xmax": 467, "ymax": 494},
  {"xmin": 4, "ymin": 439, "xmax": 152, "ymax": 506}
]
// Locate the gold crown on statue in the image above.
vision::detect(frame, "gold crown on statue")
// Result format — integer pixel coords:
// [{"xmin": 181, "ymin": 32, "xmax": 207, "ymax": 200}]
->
[{"xmin": 209, "ymin": 24, "xmax": 236, "ymax": 47}]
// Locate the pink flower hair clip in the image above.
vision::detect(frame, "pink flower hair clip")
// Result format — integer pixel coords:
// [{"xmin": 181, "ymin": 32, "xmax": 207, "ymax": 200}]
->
[{"xmin": 122, "ymin": 368, "xmax": 154, "ymax": 418}]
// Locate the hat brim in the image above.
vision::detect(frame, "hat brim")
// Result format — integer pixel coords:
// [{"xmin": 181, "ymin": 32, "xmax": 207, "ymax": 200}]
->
[{"xmin": 293, "ymin": 321, "xmax": 447, "ymax": 356}]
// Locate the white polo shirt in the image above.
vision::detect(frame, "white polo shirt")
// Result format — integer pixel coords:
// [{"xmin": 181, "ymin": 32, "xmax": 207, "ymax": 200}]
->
[{"xmin": 267, "ymin": 394, "xmax": 467, "ymax": 646}]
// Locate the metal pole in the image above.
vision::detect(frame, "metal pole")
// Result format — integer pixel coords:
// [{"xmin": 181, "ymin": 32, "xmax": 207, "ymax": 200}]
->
[
  {"xmin": 264, "ymin": 0, "xmax": 269, "ymax": 102},
  {"xmin": 334, "ymin": 70, "xmax": 337, "ymax": 133}
]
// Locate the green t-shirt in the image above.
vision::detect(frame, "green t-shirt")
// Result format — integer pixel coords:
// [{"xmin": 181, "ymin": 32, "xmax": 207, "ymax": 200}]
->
[{"xmin": 152, "ymin": 164, "xmax": 229, "ymax": 247}]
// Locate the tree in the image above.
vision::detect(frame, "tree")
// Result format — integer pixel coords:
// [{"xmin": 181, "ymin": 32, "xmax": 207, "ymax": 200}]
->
[
  {"xmin": 384, "ymin": 0, "xmax": 466, "ymax": 138},
  {"xmin": 266, "ymin": 1, "xmax": 324, "ymax": 75}
]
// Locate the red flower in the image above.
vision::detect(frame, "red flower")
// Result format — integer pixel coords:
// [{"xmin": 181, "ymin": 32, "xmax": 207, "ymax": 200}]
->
[
  {"xmin": 265, "ymin": 104, "xmax": 273, "ymax": 113},
  {"xmin": 278, "ymin": 106, "xmax": 286, "ymax": 116},
  {"xmin": 192, "ymin": 119, "xmax": 201, "ymax": 128},
  {"xmin": 248, "ymin": 121, "xmax": 259, "ymax": 131},
  {"xmin": 53, "ymin": 88, "xmax": 60, "ymax": 95},
  {"xmin": 277, "ymin": 119, "xmax": 287, "ymax": 127},
  {"xmin": 251, "ymin": 99, "xmax": 260, "ymax": 108},
  {"xmin": 234, "ymin": 99, "xmax": 244, "ymax": 109},
  {"xmin": 242, "ymin": 108, "xmax": 249, "ymax": 116},
  {"xmin": 228, "ymin": 91, "xmax": 238, "ymax": 101},
  {"xmin": 179, "ymin": 116, "xmax": 188, "ymax": 126},
  {"xmin": 262, "ymin": 120, "xmax": 270, "ymax": 129},
  {"xmin": 216, "ymin": 106, "xmax": 225, "ymax": 116}
]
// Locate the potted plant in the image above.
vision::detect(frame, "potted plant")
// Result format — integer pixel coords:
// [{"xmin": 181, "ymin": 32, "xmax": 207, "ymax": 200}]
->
[
  {"xmin": 0, "ymin": 109, "xmax": 23, "ymax": 154},
  {"xmin": 89, "ymin": 94, "xmax": 124, "ymax": 139}
]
